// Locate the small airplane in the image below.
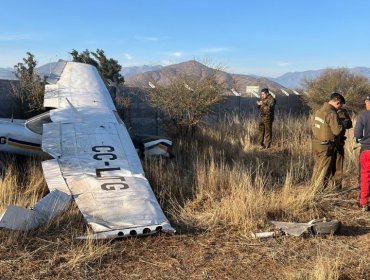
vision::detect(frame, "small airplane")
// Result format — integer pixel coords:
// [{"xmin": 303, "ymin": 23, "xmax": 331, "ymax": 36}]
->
[
  {"xmin": 0, "ymin": 61, "xmax": 175, "ymax": 238},
  {"xmin": 0, "ymin": 112, "xmax": 173, "ymax": 159}
]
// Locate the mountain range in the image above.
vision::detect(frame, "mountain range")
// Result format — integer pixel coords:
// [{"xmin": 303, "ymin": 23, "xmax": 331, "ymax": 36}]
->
[
  {"xmin": 121, "ymin": 65, "xmax": 163, "ymax": 77},
  {"xmin": 1, "ymin": 61, "xmax": 370, "ymax": 95},
  {"xmin": 123, "ymin": 61, "xmax": 370, "ymax": 91},
  {"xmin": 270, "ymin": 67, "xmax": 370, "ymax": 88},
  {"xmin": 0, "ymin": 67, "xmax": 17, "ymax": 80},
  {"xmin": 124, "ymin": 60, "xmax": 290, "ymax": 96}
]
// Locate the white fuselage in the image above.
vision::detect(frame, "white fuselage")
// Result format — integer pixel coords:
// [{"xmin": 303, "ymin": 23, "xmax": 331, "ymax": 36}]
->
[
  {"xmin": 0, "ymin": 118, "xmax": 44, "ymax": 157},
  {"xmin": 0, "ymin": 115, "xmax": 173, "ymax": 158}
]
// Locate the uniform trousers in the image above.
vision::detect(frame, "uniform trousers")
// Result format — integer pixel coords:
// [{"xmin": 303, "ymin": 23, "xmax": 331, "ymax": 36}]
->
[
  {"xmin": 312, "ymin": 141, "xmax": 342, "ymax": 189},
  {"xmin": 258, "ymin": 119, "xmax": 273, "ymax": 148}
]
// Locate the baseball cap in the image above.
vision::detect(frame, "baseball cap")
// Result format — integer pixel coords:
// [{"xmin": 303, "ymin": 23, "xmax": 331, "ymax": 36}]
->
[
  {"xmin": 330, "ymin": 92, "xmax": 345, "ymax": 104},
  {"xmin": 365, "ymin": 96, "xmax": 370, "ymax": 101}
]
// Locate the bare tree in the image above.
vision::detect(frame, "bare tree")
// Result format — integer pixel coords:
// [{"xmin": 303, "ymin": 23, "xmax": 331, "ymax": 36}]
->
[
  {"xmin": 147, "ymin": 65, "xmax": 225, "ymax": 137},
  {"xmin": 304, "ymin": 68, "xmax": 370, "ymax": 112}
]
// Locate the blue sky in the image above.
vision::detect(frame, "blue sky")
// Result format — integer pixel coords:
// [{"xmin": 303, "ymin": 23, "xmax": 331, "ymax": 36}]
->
[{"xmin": 1, "ymin": 0, "xmax": 369, "ymax": 77}]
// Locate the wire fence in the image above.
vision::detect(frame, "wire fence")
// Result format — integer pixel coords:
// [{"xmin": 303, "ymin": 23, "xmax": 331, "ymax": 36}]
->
[{"xmin": 0, "ymin": 82, "xmax": 309, "ymax": 136}]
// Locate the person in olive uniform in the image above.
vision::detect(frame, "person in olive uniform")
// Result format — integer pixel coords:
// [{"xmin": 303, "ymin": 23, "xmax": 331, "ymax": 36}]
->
[
  {"xmin": 311, "ymin": 92, "xmax": 345, "ymax": 190},
  {"xmin": 257, "ymin": 88, "xmax": 276, "ymax": 149}
]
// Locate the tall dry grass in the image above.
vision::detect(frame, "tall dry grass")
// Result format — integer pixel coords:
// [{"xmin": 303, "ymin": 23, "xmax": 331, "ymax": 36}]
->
[
  {"xmin": 146, "ymin": 113, "xmax": 360, "ymax": 234},
  {"xmin": 0, "ymin": 113, "xmax": 361, "ymax": 278},
  {"xmin": 0, "ymin": 156, "xmax": 47, "ymax": 212},
  {"xmin": 0, "ymin": 156, "xmax": 113, "ymax": 269},
  {"xmin": 0, "ymin": 113, "xmax": 359, "ymax": 238}
]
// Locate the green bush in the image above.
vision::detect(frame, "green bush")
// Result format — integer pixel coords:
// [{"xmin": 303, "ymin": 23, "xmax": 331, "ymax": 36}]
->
[{"xmin": 11, "ymin": 52, "xmax": 45, "ymax": 119}]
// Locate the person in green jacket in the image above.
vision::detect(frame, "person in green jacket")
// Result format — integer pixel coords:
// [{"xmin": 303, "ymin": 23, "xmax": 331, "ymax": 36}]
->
[
  {"xmin": 257, "ymin": 88, "xmax": 276, "ymax": 149},
  {"xmin": 311, "ymin": 92, "xmax": 345, "ymax": 190}
]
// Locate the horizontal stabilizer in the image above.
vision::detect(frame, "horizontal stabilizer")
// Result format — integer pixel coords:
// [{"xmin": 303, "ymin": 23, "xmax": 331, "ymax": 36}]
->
[
  {"xmin": 0, "ymin": 205, "xmax": 37, "ymax": 231},
  {"xmin": 0, "ymin": 189, "xmax": 71, "ymax": 231}
]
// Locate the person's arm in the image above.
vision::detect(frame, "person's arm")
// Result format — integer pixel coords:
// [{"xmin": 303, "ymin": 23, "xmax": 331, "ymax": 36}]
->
[
  {"xmin": 354, "ymin": 113, "xmax": 364, "ymax": 141},
  {"xmin": 338, "ymin": 109, "xmax": 353, "ymax": 129},
  {"xmin": 343, "ymin": 110, "xmax": 353, "ymax": 129},
  {"xmin": 266, "ymin": 97, "xmax": 276, "ymax": 109},
  {"xmin": 326, "ymin": 111, "xmax": 342, "ymax": 136}
]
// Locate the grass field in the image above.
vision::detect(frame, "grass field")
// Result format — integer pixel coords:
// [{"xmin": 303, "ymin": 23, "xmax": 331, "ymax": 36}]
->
[{"xmin": 0, "ymin": 113, "xmax": 369, "ymax": 280}]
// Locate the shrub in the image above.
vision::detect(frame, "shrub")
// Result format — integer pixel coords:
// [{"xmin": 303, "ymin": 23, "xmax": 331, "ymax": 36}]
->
[
  {"xmin": 147, "ymin": 66, "xmax": 225, "ymax": 137},
  {"xmin": 11, "ymin": 52, "xmax": 45, "ymax": 119},
  {"xmin": 303, "ymin": 68, "xmax": 370, "ymax": 112}
]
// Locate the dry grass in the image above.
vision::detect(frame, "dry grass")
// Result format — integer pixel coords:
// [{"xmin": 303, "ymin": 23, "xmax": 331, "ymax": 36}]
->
[
  {"xmin": 0, "ymin": 156, "xmax": 47, "ymax": 211},
  {"xmin": 0, "ymin": 113, "xmax": 368, "ymax": 279}
]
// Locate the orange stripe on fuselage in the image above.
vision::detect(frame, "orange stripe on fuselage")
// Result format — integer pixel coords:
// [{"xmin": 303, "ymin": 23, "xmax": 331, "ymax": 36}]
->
[
  {"xmin": 8, "ymin": 141, "xmax": 41, "ymax": 151},
  {"xmin": 157, "ymin": 144, "xmax": 168, "ymax": 151}
]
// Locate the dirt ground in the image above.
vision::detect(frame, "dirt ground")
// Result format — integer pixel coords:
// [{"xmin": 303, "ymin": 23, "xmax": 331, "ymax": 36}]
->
[
  {"xmin": 1, "ymin": 116, "xmax": 369, "ymax": 279},
  {"xmin": 0, "ymin": 190, "xmax": 369, "ymax": 280}
]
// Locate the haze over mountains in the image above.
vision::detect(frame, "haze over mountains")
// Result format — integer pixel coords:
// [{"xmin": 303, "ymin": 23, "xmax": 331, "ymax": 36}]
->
[
  {"xmin": 270, "ymin": 67, "xmax": 370, "ymax": 88},
  {"xmin": 0, "ymin": 67, "xmax": 17, "ymax": 80},
  {"xmin": 1, "ymin": 61, "xmax": 370, "ymax": 94},
  {"xmin": 123, "ymin": 62, "xmax": 370, "ymax": 90},
  {"xmin": 121, "ymin": 65, "xmax": 163, "ymax": 77}
]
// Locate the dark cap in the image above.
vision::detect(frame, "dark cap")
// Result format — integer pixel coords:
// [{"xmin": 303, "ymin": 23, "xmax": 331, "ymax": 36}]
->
[
  {"xmin": 365, "ymin": 96, "xmax": 370, "ymax": 101},
  {"xmin": 261, "ymin": 88, "xmax": 269, "ymax": 94},
  {"xmin": 330, "ymin": 92, "xmax": 345, "ymax": 104}
]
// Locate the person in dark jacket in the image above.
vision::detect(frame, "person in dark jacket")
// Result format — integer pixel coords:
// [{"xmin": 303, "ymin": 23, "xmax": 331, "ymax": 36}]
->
[
  {"xmin": 354, "ymin": 95, "xmax": 370, "ymax": 211},
  {"xmin": 257, "ymin": 88, "xmax": 276, "ymax": 149}
]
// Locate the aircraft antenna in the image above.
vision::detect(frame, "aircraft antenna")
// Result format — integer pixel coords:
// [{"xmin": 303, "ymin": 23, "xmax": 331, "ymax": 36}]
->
[{"xmin": 66, "ymin": 98, "xmax": 82, "ymax": 120}]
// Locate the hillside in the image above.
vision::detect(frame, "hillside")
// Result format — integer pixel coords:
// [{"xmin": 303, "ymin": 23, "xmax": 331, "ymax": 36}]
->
[
  {"xmin": 0, "ymin": 67, "xmax": 17, "ymax": 80},
  {"xmin": 272, "ymin": 66, "xmax": 370, "ymax": 88},
  {"xmin": 125, "ymin": 60, "xmax": 290, "ymax": 96},
  {"xmin": 3, "ymin": 62, "xmax": 370, "ymax": 93},
  {"xmin": 121, "ymin": 65, "xmax": 163, "ymax": 78}
]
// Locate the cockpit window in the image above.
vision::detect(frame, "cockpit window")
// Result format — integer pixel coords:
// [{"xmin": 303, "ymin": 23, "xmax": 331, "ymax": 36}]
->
[{"xmin": 25, "ymin": 112, "xmax": 52, "ymax": 134}]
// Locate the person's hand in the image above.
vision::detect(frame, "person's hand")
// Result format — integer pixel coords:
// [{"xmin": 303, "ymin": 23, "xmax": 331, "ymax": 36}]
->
[
  {"xmin": 341, "ymin": 119, "xmax": 352, "ymax": 129},
  {"xmin": 257, "ymin": 101, "xmax": 262, "ymax": 105}
]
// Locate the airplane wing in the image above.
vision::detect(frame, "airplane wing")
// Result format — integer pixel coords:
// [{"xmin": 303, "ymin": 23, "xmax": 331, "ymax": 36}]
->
[{"xmin": 0, "ymin": 61, "xmax": 174, "ymax": 238}]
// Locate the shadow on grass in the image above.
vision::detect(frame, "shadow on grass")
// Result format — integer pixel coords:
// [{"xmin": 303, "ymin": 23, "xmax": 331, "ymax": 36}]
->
[{"xmin": 338, "ymin": 225, "xmax": 370, "ymax": 236}]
